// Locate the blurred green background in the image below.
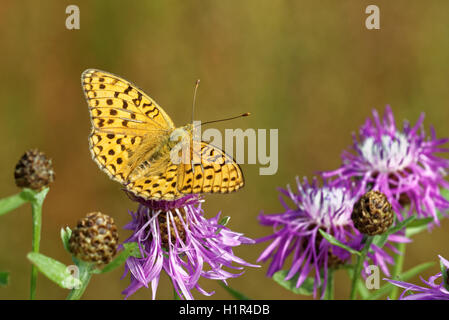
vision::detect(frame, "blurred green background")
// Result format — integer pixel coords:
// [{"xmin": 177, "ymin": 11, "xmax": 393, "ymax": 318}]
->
[{"xmin": 0, "ymin": 0, "xmax": 449, "ymax": 299}]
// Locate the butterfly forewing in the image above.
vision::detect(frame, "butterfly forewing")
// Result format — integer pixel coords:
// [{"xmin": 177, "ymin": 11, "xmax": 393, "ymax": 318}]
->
[
  {"xmin": 82, "ymin": 69, "xmax": 175, "ymax": 131},
  {"xmin": 89, "ymin": 132, "xmax": 143, "ymax": 183},
  {"xmin": 82, "ymin": 69, "xmax": 174, "ymax": 184}
]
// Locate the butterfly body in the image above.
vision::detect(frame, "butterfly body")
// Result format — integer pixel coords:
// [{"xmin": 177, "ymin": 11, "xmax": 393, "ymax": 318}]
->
[{"xmin": 82, "ymin": 69, "xmax": 244, "ymax": 201}]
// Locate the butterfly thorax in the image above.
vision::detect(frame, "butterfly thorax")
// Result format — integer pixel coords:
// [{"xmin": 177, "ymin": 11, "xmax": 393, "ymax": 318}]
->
[{"xmin": 126, "ymin": 124, "xmax": 194, "ymax": 182}]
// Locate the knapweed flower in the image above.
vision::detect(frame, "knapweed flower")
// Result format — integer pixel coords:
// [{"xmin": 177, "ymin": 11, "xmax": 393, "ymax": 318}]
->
[
  {"xmin": 121, "ymin": 194, "xmax": 258, "ymax": 300},
  {"xmin": 386, "ymin": 255, "xmax": 449, "ymax": 300},
  {"xmin": 257, "ymin": 178, "xmax": 408, "ymax": 297},
  {"xmin": 323, "ymin": 105, "xmax": 449, "ymax": 223}
]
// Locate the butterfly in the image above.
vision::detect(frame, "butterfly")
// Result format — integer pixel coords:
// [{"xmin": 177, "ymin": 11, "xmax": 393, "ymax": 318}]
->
[{"xmin": 81, "ymin": 69, "xmax": 244, "ymax": 201}]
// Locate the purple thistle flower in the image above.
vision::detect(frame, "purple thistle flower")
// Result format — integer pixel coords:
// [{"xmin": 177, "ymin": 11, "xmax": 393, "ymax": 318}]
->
[
  {"xmin": 121, "ymin": 194, "xmax": 258, "ymax": 300},
  {"xmin": 323, "ymin": 105, "xmax": 449, "ymax": 223},
  {"xmin": 386, "ymin": 255, "xmax": 449, "ymax": 300},
  {"xmin": 257, "ymin": 177, "xmax": 408, "ymax": 297}
]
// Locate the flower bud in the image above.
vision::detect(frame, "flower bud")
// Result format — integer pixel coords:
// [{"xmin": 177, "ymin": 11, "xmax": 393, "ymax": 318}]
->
[
  {"xmin": 14, "ymin": 149, "xmax": 55, "ymax": 190},
  {"xmin": 351, "ymin": 190, "xmax": 394, "ymax": 236},
  {"xmin": 69, "ymin": 212, "xmax": 119, "ymax": 266}
]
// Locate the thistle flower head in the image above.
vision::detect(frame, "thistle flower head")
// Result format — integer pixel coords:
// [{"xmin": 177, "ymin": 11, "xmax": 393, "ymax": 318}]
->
[
  {"xmin": 386, "ymin": 255, "xmax": 449, "ymax": 300},
  {"xmin": 323, "ymin": 106, "xmax": 449, "ymax": 223},
  {"xmin": 257, "ymin": 178, "xmax": 359, "ymax": 296},
  {"xmin": 69, "ymin": 212, "xmax": 119, "ymax": 266},
  {"xmin": 257, "ymin": 177, "xmax": 409, "ymax": 297},
  {"xmin": 121, "ymin": 195, "xmax": 258, "ymax": 300},
  {"xmin": 14, "ymin": 149, "xmax": 55, "ymax": 190}
]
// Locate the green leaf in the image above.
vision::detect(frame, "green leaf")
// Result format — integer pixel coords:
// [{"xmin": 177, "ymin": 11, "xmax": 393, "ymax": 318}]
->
[
  {"xmin": 405, "ymin": 217, "xmax": 433, "ymax": 237},
  {"xmin": 218, "ymin": 216, "xmax": 231, "ymax": 227},
  {"xmin": 367, "ymin": 261, "xmax": 435, "ymax": 300},
  {"xmin": 0, "ymin": 271, "xmax": 9, "ymax": 287},
  {"xmin": 272, "ymin": 270, "xmax": 316, "ymax": 295},
  {"xmin": 60, "ymin": 227, "xmax": 72, "ymax": 253},
  {"xmin": 32, "ymin": 188, "xmax": 50, "ymax": 207},
  {"xmin": 405, "ymin": 211, "xmax": 444, "ymax": 237},
  {"xmin": 386, "ymin": 216, "xmax": 415, "ymax": 235},
  {"xmin": 125, "ymin": 242, "xmax": 142, "ymax": 258},
  {"xmin": 20, "ymin": 187, "xmax": 49, "ymax": 205},
  {"xmin": 372, "ymin": 234, "xmax": 389, "ymax": 249},
  {"xmin": 65, "ymin": 260, "xmax": 94, "ymax": 300},
  {"xmin": 219, "ymin": 282, "xmax": 250, "ymax": 300},
  {"xmin": 400, "ymin": 187, "xmax": 448, "ymax": 238},
  {"xmin": 406, "ymin": 216, "xmax": 433, "ymax": 229},
  {"xmin": 0, "ymin": 191, "xmax": 29, "ymax": 216},
  {"xmin": 399, "ymin": 261, "xmax": 435, "ymax": 282},
  {"xmin": 371, "ymin": 216, "xmax": 416, "ymax": 249},
  {"xmin": 440, "ymin": 188, "xmax": 449, "ymax": 200},
  {"xmin": 19, "ymin": 188, "xmax": 36, "ymax": 202},
  {"xmin": 356, "ymin": 278, "xmax": 371, "ymax": 299},
  {"xmin": 215, "ymin": 216, "xmax": 231, "ymax": 235},
  {"xmin": 94, "ymin": 242, "xmax": 141, "ymax": 274},
  {"xmin": 318, "ymin": 229, "xmax": 361, "ymax": 256},
  {"xmin": 27, "ymin": 252, "xmax": 80, "ymax": 289},
  {"xmin": 440, "ymin": 258, "xmax": 449, "ymax": 291}
]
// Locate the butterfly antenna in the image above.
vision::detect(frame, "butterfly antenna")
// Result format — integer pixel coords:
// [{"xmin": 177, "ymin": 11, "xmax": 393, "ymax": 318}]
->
[
  {"xmin": 201, "ymin": 112, "xmax": 251, "ymax": 126},
  {"xmin": 192, "ymin": 79, "xmax": 200, "ymax": 123}
]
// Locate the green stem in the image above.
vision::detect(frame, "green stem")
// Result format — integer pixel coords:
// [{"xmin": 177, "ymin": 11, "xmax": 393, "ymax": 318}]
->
[
  {"xmin": 66, "ymin": 262, "xmax": 93, "ymax": 300},
  {"xmin": 389, "ymin": 241, "xmax": 407, "ymax": 300},
  {"xmin": 29, "ymin": 199, "xmax": 42, "ymax": 300},
  {"xmin": 0, "ymin": 191, "xmax": 28, "ymax": 216},
  {"xmin": 173, "ymin": 288, "xmax": 181, "ymax": 300},
  {"xmin": 219, "ymin": 281, "xmax": 250, "ymax": 300},
  {"xmin": 350, "ymin": 236, "xmax": 374, "ymax": 300},
  {"xmin": 27, "ymin": 188, "xmax": 49, "ymax": 300},
  {"xmin": 324, "ymin": 268, "xmax": 335, "ymax": 300}
]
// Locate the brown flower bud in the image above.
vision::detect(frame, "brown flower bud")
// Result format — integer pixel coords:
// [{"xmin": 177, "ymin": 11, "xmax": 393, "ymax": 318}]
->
[
  {"xmin": 14, "ymin": 149, "xmax": 55, "ymax": 190},
  {"xmin": 351, "ymin": 190, "xmax": 394, "ymax": 236},
  {"xmin": 69, "ymin": 212, "xmax": 119, "ymax": 266}
]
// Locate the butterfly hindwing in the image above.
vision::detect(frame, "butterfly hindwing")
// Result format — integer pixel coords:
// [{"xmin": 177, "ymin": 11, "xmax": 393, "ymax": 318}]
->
[
  {"xmin": 177, "ymin": 142, "xmax": 244, "ymax": 195},
  {"xmin": 125, "ymin": 160, "xmax": 182, "ymax": 200}
]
